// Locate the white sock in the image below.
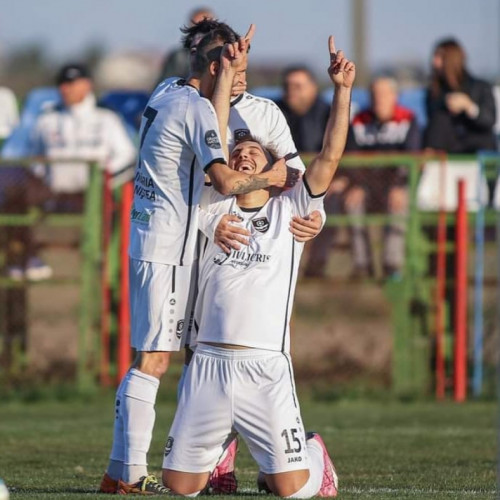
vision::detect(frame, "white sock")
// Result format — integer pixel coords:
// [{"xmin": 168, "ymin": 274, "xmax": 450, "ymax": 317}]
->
[
  {"xmin": 106, "ymin": 373, "xmax": 128, "ymax": 480},
  {"xmin": 176, "ymin": 364, "xmax": 189, "ymax": 401},
  {"xmin": 286, "ymin": 441, "xmax": 324, "ymax": 499},
  {"xmin": 122, "ymin": 368, "xmax": 160, "ymax": 483}
]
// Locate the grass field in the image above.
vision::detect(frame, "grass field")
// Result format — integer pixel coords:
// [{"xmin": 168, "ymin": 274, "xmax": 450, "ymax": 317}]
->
[{"xmin": 0, "ymin": 391, "xmax": 497, "ymax": 499}]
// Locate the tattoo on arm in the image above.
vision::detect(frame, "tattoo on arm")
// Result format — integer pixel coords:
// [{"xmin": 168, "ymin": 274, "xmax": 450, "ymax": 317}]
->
[{"xmin": 227, "ymin": 176, "xmax": 270, "ymax": 195}]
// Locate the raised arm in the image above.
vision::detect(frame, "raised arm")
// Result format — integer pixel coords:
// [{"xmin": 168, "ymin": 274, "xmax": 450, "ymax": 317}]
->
[
  {"xmin": 208, "ymin": 26, "xmax": 299, "ymax": 195},
  {"xmin": 304, "ymin": 36, "xmax": 355, "ymax": 196},
  {"xmin": 211, "ymin": 24, "xmax": 255, "ymax": 160}
]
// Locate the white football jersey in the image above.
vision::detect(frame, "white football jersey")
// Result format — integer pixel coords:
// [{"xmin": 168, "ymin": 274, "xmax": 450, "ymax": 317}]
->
[
  {"xmin": 194, "ymin": 180, "xmax": 324, "ymax": 353},
  {"xmin": 129, "ymin": 78, "xmax": 226, "ymax": 266},
  {"xmin": 228, "ymin": 92, "xmax": 306, "ymax": 172},
  {"xmin": 197, "ymin": 92, "xmax": 310, "ymax": 242}
]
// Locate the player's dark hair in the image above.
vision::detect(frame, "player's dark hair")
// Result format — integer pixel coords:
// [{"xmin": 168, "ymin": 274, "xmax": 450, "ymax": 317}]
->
[
  {"xmin": 233, "ymin": 135, "xmax": 275, "ymax": 164},
  {"xmin": 282, "ymin": 65, "xmax": 318, "ymax": 86},
  {"xmin": 181, "ymin": 19, "xmax": 240, "ymax": 50},
  {"xmin": 191, "ymin": 26, "xmax": 239, "ymax": 75}
]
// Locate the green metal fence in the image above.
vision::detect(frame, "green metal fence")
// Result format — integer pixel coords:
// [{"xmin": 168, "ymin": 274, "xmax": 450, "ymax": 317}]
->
[
  {"xmin": 0, "ymin": 153, "xmax": 498, "ymax": 397},
  {"xmin": 303, "ymin": 152, "xmax": 499, "ymax": 397},
  {"xmin": 0, "ymin": 159, "xmax": 103, "ymax": 391}
]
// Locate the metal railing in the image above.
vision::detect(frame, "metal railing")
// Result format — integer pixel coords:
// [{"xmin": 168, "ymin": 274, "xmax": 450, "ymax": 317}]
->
[
  {"xmin": 0, "ymin": 159, "xmax": 103, "ymax": 391},
  {"xmin": 1, "ymin": 152, "xmax": 498, "ymax": 398}
]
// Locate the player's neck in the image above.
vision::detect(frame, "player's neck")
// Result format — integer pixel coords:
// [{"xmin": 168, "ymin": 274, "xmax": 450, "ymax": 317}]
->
[
  {"xmin": 186, "ymin": 76, "xmax": 201, "ymax": 92},
  {"xmin": 187, "ymin": 75, "xmax": 215, "ymax": 99},
  {"xmin": 236, "ymin": 190, "xmax": 270, "ymax": 210}
]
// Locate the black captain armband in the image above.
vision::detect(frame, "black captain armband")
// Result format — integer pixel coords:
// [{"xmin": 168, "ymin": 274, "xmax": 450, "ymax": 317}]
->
[
  {"xmin": 204, "ymin": 158, "xmax": 227, "ymax": 172},
  {"xmin": 303, "ymin": 176, "xmax": 327, "ymax": 199}
]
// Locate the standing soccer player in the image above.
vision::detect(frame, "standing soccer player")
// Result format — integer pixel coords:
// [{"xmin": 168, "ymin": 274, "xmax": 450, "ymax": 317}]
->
[
  {"xmin": 100, "ymin": 25, "xmax": 295, "ymax": 495},
  {"xmin": 162, "ymin": 36, "xmax": 355, "ymax": 498},
  {"xmin": 179, "ymin": 19, "xmax": 323, "ymax": 257}
]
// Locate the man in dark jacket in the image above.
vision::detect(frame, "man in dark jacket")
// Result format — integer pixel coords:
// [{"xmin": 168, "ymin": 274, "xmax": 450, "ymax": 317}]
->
[
  {"xmin": 276, "ymin": 67, "xmax": 333, "ymax": 278},
  {"xmin": 276, "ymin": 66, "xmax": 330, "ymax": 152}
]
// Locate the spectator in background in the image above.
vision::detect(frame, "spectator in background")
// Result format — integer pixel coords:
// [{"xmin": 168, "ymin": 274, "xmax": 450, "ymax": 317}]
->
[
  {"xmin": 424, "ymin": 39, "xmax": 496, "ymax": 331},
  {"xmin": 0, "ymin": 87, "xmax": 19, "ymax": 140},
  {"xmin": 276, "ymin": 66, "xmax": 330, "ymax": 152},
  {"xmin": 277, "ymin": 66, "xmax": 333, "ymax": 278},
  {"xmin": 424, "ymin": 38, "xmax": 496, "ymax": 153},
  {"xmin": 8, "ymin": 62, "xmax": 136, "ymax": 281},
  {"xmin": 156, "ymin": 7, "xmax": 215, "ymax": 83},
  {"xmin": 343, "ymin": 76, "xmax": 421, "ymax": 279}
]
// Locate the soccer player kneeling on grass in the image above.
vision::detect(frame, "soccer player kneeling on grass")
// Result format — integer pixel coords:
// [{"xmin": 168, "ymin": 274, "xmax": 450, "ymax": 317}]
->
[
  {"xmin": 99, "ymin": 25, "xmax": 295, "ymax": 496},
  {"xmin": 162, "ymin": 36, "xmax": 355, "ymax": 498}
]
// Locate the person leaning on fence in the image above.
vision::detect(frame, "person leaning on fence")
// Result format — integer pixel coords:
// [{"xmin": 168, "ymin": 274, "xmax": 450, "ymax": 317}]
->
[
  {"xmin": 342, "ymin": 76, "xmax": 421, "ymax": 280},
  {"xmin": 8, "ymin": 62, "xmax": 136, "ymax": 281}
]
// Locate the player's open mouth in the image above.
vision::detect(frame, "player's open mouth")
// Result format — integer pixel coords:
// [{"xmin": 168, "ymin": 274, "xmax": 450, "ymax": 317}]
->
[{"xmin": 235, "ymin": 161, "xmax": 255, "ymax": 173}]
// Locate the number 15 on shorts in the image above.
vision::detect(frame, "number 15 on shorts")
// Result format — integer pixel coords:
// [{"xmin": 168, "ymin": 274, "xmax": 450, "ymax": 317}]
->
[{"xmin": 281, "ymin": 428, "xmax": 302, "ymax": 454}]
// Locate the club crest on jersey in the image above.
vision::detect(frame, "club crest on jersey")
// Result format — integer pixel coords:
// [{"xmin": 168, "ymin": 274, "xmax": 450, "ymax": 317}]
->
[
  {"xmin": 164, "ymin": 436, "xmax": 174, "ymax": 456},
  {"xmin": 176, "ymin": 320, "xmax": 184, "ymax": 339},
  {"xmin": 205, "ymin": 130, "xmax": 221, "ymax": 149},
  {"xmin": 252, "ymin": 217, "xmax": 270, "ymax": 233},
  {"xmin": 234, "ymin": 128, "xmax": 251, "ymax": 142}
]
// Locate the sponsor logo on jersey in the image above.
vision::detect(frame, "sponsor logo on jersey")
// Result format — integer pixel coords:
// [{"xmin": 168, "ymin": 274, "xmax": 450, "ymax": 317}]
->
[
  {"xmin": 205, "ymin": 130, "xmax": 221, "ymax": 149},
  {"xmin": 213, "ymin": 249, "xmax": 271, "ymax": 269},
  {"xmin": 131, "ymin": 205, "xmax": 153, "ymax": 225},
  {"xmin": 164, "ymin": 436, "xmax": 174, "ymax": 456},
  {"xmin": 213, "ymin": 252, "xmax": 231, "ymax": 266},
  {"xmin": 234, "ymin": 128, "xmax": 251, "ymax": 142},
  {"xmin": 288, "ymin": 456, "xmax": 302, "ymax": 463},
  {"xmin": 252, "ymin": 217, "xmax": 269, "ymax": 233},
  {"xmin": 176, "ymin": 320, "xmax": 184, "ymax": 339}
]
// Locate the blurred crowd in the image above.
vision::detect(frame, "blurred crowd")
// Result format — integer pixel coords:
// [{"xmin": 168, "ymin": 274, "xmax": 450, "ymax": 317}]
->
[{"xmin": 0, "ymin": 7, "xmax": 498, "ymax": 281}]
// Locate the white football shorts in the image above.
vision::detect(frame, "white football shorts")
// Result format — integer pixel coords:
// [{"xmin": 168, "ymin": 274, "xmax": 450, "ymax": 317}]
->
[
  {"xmin": 129, "ymin": 258, "xmax": 193, "ymax": 352},
  {"xmin": 162, "ymin": 344, "xmax": 309, "ymax": 474}
]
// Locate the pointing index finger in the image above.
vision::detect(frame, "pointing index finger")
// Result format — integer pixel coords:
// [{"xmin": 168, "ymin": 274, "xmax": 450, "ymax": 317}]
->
[
  {"xmin": 244, "ymin": 24, "xmax": 256, "ymax": 43},
  {"xmin": 328, "ymin": 35, "xmax": 336, "ymax": 56}
]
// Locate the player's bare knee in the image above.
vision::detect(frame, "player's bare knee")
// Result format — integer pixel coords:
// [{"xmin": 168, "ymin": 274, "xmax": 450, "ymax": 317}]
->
[
  {"xmin": 162, "ymin": 469, "xmax": 207, "ymax": 496},
  {"xmin": 266, "ymin": 470, "xmax": 310, "ymax": 498}
]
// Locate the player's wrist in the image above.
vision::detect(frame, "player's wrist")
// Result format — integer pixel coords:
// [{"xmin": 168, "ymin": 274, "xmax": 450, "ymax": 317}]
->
[
  {"xmin": 264, "ymin": 169, "xmax": 283, "ymax": 188},
  {"xmin": 333, "ymin": 84, "xmax": 352, "ymax": 93},
  {"xmin": 219, "ymin": 66, "xmax": 237, "ymax": 77}
]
